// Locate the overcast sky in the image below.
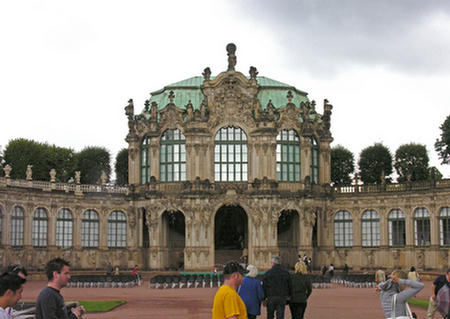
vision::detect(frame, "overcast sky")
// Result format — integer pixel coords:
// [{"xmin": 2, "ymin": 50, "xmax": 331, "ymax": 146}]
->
[{"xmin": 1, "ymin": 0, "xmax": 449, "ymax": 179}]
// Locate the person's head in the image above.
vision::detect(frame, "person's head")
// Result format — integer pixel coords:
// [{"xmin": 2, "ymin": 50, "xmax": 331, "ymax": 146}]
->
[
  {"xmin": 246, "ymin": 264, "xmax": 258, "ymax": 278},
  {"xmin": 295, "ymin": 261, "xmax": 307, "ymax": 274},
  {"xmin": 45, "ymin": 258, "xmax": 71, "ymax": 289},
  {"xmin": 271, "ymin": 256, "xmax": 280, "ymax": 267},
  {"xmin": 446, "ymin": 268, "xmax": 450, "ymax": 281},
  {"xmin": 5, "ymin": 265, "xmax": 28, "ymax": 280},
  {"xmin": 0, "ymin": 272, "xmax": 25, "ymax": 307},
  {"xmin": 410, "ymin": 266, "xmax": 415, "ymax": 272},
  {"xmin": 223, "ymin": 261, "xmax": 247, "ymax": 287},
  {"xmin": 389, "ymin": 270, "xmax": 408, "ymax": 290}
]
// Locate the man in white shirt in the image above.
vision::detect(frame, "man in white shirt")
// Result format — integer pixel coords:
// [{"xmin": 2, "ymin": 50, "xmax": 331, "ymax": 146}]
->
[{"xmin": 0, "ymin": 272, "xmax": 25, "ymax": 319}]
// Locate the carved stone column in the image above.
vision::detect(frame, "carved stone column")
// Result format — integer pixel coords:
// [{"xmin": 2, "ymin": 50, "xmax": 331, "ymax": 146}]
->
[
  {"xmin": 378, "ymin": 207, "xmax": 388, "ymax": 248},
  {"xmin": 430, "ymin": 207, "xmax": 439, "ymax": 247},
  {"xmin": 405, "ymin": 207, "xmax": 414, "ymax": 247},
  {"xmin": 23, "ymin": 204, "xmax": 33, "ymax": 247},
  {"xmin": 319, "ymin": 140, "xmax": 332, "ymax": 184},
  {"xmin": 127, "ymin": 137, "xmax": 140, "ymax": 185},
  {"xmin": 146, "ymin": 206, "xmax": 164, "ymax": 269},
  {"xmin": 301, "ymin": 139, "xmax": 312, "ymax": 181}
]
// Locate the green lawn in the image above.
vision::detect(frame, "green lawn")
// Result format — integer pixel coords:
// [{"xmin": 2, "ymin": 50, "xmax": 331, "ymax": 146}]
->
[
  {"xmin": 78, "ymin": 300, "xmax": 126, "ymax": 313},
  {"xmin": 408, "ymin": 298, "xmax": 429, "ymax": 309}
]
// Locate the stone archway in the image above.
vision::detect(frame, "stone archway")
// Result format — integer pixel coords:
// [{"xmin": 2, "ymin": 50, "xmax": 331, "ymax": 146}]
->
[
  {"xmin": 214, "ymin": 205, "xmax": 248, "ymax": 266},
  {"xmin": 277, "ymin": 209, "xmax": 300, "ymax": 269},
  {"xmin": 161, "ymin": 210, "xmax": 185, "ymax": 270}
]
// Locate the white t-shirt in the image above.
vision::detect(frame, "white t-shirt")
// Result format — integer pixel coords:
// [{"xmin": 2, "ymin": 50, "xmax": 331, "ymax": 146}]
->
[{"xmin": 0, "ymin": 307, "xmax": 10, "ymax": 319}]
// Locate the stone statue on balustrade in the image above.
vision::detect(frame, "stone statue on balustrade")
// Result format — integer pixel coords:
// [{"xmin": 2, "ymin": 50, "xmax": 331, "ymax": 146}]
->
[{"xmin": 26, "ymin": 165, "xmax": 33, "ymax": 180}]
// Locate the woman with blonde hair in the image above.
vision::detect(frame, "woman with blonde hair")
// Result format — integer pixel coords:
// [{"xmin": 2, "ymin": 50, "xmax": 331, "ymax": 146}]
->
[
  {"xmin": 378, "ymin": 270, "xmax": 424, "ymax": 319},
  {"xmin": 238, "ymin": 264, "xmax": 264, "ymax": 319},
  {"xmin": 289, "ymin": 261, "xmax": 312, "ymax": 319}
]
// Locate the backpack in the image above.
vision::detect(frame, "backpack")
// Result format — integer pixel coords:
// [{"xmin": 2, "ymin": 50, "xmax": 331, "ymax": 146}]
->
[{"xmin": 436, "ymin": 283, "xmax": 450, "ymax": 318}]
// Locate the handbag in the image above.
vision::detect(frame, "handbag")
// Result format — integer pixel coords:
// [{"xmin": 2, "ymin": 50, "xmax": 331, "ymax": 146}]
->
[{"xmin": 388, "ymin": 294, "xmax": 413, "ymax": 319}]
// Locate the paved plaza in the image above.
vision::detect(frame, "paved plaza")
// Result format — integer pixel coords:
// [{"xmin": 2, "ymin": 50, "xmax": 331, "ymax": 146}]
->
[{"xmin": 20, "ymin": 279, "xmax": 431, "ymax": 319}]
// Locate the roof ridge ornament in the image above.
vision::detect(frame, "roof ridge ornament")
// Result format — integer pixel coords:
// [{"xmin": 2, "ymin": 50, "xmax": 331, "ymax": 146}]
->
[
  {"xmin": 249, "ymin": 66, "xmax": 258, "ymax": 80},
  {"xmin": 226, "ymin": 43, "xmax": 237, "ymax": 71}
]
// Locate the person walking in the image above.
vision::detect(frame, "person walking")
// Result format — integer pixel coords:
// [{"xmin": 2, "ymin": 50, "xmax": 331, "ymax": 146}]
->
[
  {"xmin": 375, "ymin": 269, "xmax": 386, "ymax": 284},
  {"xmin": 212, "ymin": 260, "xmax": 248, "ymax": 319},
  {"xmin": 238, "ymin": 264, "xmax": 264, "ymax": 319},
  {"xmin": 328, "ymin": 264, "xmax": 334, "ymax": 278},
  {"xmin": 427, "ymin": 268, "xmax": 450, "ymax": 319},
  {"xmin": 0, "ymin": 271, "xmax": 26, "ymax": 319},
  {"xmin": 378, "ymin": 270, "xmax": 424, "ymax": 319},
  {"xmin": 289, "ymin": 261, "xmax": 312, "ymax": 319},
  {"xmin": 263, "ymin": 256, "xmax": 291, "ymax": 319},
  {"xmin": 35, "ymin": 258, "xmax": 86, "ymax": 319},
  {"xmin": 408, "ymin": 266, "xmax": 420, "ymax": 281},
  {"xmin": 3, "ymin": 265, "xmax": 27, "ymax": 319}
]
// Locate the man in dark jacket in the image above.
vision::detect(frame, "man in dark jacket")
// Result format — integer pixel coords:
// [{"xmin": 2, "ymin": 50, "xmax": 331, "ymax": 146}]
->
[{"xmin": 263, "ymin": 256, "xmax": 291, "ymax": 319}]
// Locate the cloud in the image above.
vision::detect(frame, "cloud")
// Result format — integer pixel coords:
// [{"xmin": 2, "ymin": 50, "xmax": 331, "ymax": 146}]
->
[{"xmin": 231, "ymin": 0, "xmax": 450, "ymax": 76}]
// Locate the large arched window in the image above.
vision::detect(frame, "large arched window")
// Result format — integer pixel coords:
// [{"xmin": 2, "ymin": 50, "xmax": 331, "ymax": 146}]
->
[
  {"xmin": 160, "ymin": 129, "xmax": 186, "ymax": 182},
  {"xmin": 310, "ymin": 137, "xmax": 319, "ymax": 184},
  {"xmin": 33, "ymin": 208, "xmax": 48, "ymax": 247},
  {"xmin": 388, "ymin": 209, "xmax": 405, "ymax": 247},
  {"xmin": 361, "ymin": 209, "xmax": 380, "ymax": 247},
  {"xmin": 276, "ymin": 130, "xmax": 300, "ymax": 181},
  {"xmin": 439, "ymin": 207, "xmax": 450, "ymax": 246},
  {"xmin": 141, "ymin": 136, "xmax": 150, "ymax": 184},
  {"xmin": 108, "ymin": 211, "xmax": 127, "ymax": 248},
  {"xmin": 214, "ymin": 127, "xmax": 248, "ymax": 182},
  {"xmin": 414, "ymin": 207, "xmax": 430, "ymax": 247},
  {"xmin": 334, "ymin": 210, "xmax": 353, "ymax": 247},
  {"xmin": 56, "ymin": 209, "xmax": 73, "ymax": 248},
  {"xmin": 82, "ymin": 210, "xmax": 99, "ymax": 248},
  {"xmin": 11, "ymin": 206, "xmax": 25, "ymax": 247}
]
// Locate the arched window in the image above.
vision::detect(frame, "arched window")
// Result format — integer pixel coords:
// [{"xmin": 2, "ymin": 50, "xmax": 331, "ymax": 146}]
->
[
  {"xmin": 310, "ymin": 137, "xmax": 319, "ymax": 184},
  {"xmin": 414, "ymin": 207, "xmax": 430, "ymax": 247},
  {"xmin": 11, "ymin": 206, "xmax": 25, "ymax": 247},
  {"xmin": 108, "ymin": 211, "xmax": 127, "ymax": 248},
  {"xmin": 334, "ymin": 210, "xmax": 353, "ymax": 247},
  {"xmin": 214, "ymin": 127, "xmax": 248, "ymax": 182},
  {"xmin": 439, "ymin": 207, "xmax": 450, "ymax": 246},
  {"xmin": 276, "ymin": 130, "xmax": 300, "ymax": 181},
  {"xmin": 141, "ymin": 136, "xmax": 150, "ymax": 184},
  {"xmin": 160, "ymin": 129, "xmax": 186, "ymax": 182},
  {"xmin": 82, "ymin": 210, "xmax": 99, "ymax": 248},
  {"xmin": 56, "ymin": 209, "xmax": 73, "ymax": 248},
  {"xmin": 388, "ymin": 209, "xmax": 405, "ymax": 247},
  {"xmin": 361, "ymin": 209, "xmax": 380, "ymax": 247},
  {"xmin": 33, "ymin": 208, "xmax": 48, "ymax": 247}
]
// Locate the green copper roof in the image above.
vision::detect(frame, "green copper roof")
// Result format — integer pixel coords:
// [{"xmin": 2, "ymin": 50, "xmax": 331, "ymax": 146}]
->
[{"xmin": 145, "ymin": 76, "xmax": 309, "ymax": 112}]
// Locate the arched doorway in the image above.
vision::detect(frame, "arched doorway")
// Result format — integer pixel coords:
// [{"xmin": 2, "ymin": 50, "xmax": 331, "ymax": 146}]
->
[
  {"xmin": 277, "ymin": 210, "xmax": 300, "ymax": 269},
  {"xmin": 214, "ymin": 205, "xmax": 248, "ymax": 266},
  {"xmin": 161, "ymin": 210, "xmax": 185, "ymax": 270}
]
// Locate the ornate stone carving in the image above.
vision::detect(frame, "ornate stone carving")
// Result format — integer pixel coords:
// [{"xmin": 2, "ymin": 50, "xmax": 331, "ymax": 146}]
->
[
  {"xmin": 202, "ymin": 67, "xmax": 211, "ymax": 81},
  {"xmin": 49, "ymin": 169, "xmax": 56, "ymax": 182},
  {"xmin": 249, "ymin": 66, "xmax": 258, "ymax": 80},
  {"xmin": 75, "ymin": 171, "xmax": 81, "ymax": 184},
  {"xmin": 226, "ymin": 43, "xmax": 237, "ymax": 71},
  {"xmin": 26, "ymin": 165, "xmax": 33, "ymax": 180},
  {"xmin": 3, "ymin": 164, "xmax": 11, "ymax": 178}
]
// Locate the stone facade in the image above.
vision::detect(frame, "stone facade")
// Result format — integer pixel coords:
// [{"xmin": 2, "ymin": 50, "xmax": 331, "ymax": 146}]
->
[{"xmin": 0, "ymin": 45, "xmax": 449, "ymax": 272}]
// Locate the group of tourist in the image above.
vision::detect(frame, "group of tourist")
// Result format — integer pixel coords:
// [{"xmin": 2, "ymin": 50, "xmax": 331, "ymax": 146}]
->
[
  {"xmin": 0, "ymin": 258, "xmax": 85, "ymax": 319},
  {"xmin": 212, "ymin": 257, "xmax": 312, "ymax": 319}
]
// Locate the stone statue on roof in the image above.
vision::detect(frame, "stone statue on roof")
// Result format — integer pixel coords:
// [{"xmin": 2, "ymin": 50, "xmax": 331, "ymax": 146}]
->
[{"xmin": 226, "ymin": 43, "xmax": 237, "ymax": 71}]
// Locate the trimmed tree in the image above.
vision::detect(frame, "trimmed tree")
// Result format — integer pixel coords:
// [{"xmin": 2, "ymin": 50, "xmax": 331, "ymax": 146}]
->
[
  {"xmin": 115, "ymin": 148, "xmax": 129, "ymax": 186},
  {"xmin": 75, "ymin": 146, "xmax": 111, "ymax": 184},
  {"xmin": 358, "ymin": 143, "xmax": 393, "ymax": 184},
  {"xmin": 331, "ymin": 145, "xmax": 354, "ymax": 185},
  {"xmin": 435, "ymin": 114, "xmax": 450, "ymax": 164},
  {"xmin": 394, "ymin": 143, "xmax": 429, "ymax": 182}
]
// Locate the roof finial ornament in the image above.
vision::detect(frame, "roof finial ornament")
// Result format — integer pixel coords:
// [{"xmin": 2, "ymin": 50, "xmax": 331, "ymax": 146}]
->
[{"xmin": 226, "ymin": 43, "xmax": 237, "ymax": 71}]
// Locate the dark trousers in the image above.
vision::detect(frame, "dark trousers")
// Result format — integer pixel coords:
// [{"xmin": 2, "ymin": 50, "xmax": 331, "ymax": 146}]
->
[
  {"xmin": 247, "ymin": 315, "xmax": 257, "ymax": 319},
  {"xmin": 267, "ymin": 296, "xmax": 287, "ymax": 319},
  {"xmin": 289, "ymin": 302, "xmax": 307, "ymax": 319}
]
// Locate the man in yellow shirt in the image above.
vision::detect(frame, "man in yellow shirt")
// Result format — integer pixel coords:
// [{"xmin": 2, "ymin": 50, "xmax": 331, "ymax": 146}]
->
[{"xmin": 212, "ymin": 260, "xmax": 248, "ymax": 319}]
